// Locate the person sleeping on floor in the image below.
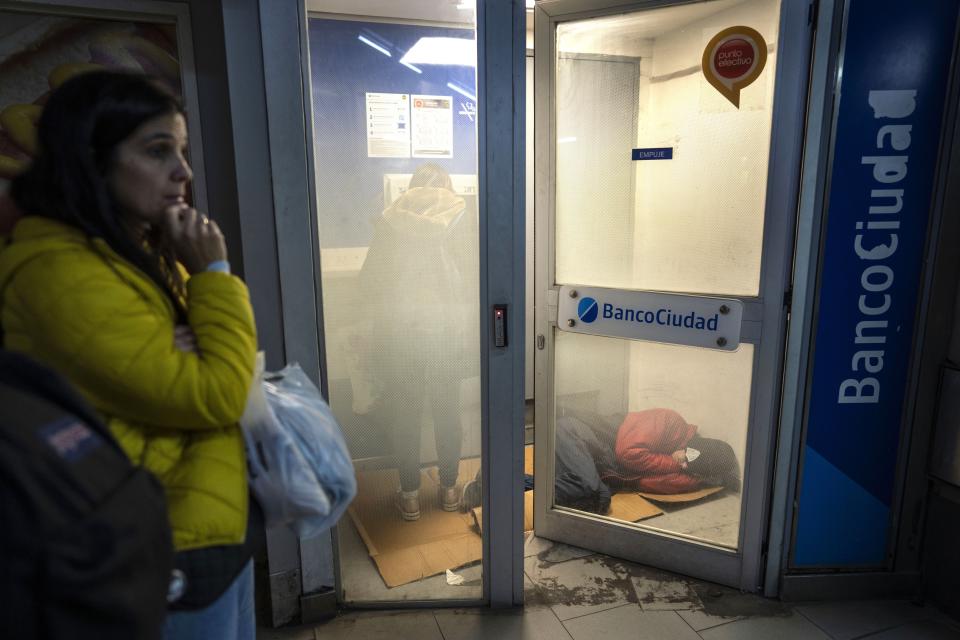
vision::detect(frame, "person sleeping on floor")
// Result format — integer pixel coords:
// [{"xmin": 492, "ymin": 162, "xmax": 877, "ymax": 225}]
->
[
  {"xmin": 603, "ymin": 408, "xmax": 741, "ymax": 495},
  {"xmin": 554, "ymin": 408, "xmax": 740, "ymax": 515}
]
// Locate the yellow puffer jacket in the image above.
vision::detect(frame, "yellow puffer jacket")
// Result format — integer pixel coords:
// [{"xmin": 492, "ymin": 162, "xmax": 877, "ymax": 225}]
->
[{"xmin": 0, "ymin": 216, "xmax": 257, "ymax": 551}]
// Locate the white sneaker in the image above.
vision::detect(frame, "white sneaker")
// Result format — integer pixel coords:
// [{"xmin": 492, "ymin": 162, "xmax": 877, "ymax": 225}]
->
[
  {"xmin": 439, "ymin": 484, "xmax": 460, "ymax": 512},
  {"xmin": 397, "ymin": 489, "xmax": 420, "ymax": 521}
]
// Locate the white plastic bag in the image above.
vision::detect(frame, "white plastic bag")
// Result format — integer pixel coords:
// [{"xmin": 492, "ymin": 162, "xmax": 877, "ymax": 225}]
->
[{"xmin": 241, "ymin": 354, "xmax": 357, "ymax": 538}]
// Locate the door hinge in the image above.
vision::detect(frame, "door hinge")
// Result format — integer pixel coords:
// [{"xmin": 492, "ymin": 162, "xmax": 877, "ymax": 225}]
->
[{"xmin": 783, "ymin": 285, "xmax": 794, "ymax": 313}]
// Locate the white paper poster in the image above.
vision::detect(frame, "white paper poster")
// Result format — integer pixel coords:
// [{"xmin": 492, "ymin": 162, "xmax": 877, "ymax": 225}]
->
[
  {"xmin": 411, "ymin": 95, "xmax": 453, "ymax": 158},
  {"xmin": 365, "ymin": 92, "xmax": 410, "ymax": 158}
]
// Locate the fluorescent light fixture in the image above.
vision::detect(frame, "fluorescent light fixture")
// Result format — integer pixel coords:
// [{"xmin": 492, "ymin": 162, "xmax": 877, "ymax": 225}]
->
[
  {"xmin": 357, "ymin": 34, "xmax": 391, "ymax": 57},
  {"xmin": 400, "ymin": 60, "xmax": 422, "ymax": 74},
  {"xmin": 456, "ymin": 1, "xmax": 475, "ymax": 8},
  {"xmin": 558, "ymin": 136, "xmax": 577, "ymax": 144},
  {"xmin": 401, "ymin": 37, "xmax": 476, "ymax": 67},
  {"xmin": 526, "ymin": 0, "xmax": 535, "ymax": 8},
  {"xmin": 446, "ymin": 82, "xmax": 476, "ymax": 101}
]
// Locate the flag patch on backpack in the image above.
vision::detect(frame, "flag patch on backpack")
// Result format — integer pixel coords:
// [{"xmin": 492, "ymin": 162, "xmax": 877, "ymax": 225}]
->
[{"xmin": 38, "ymin": 417, "xmax": 102, "ymax": 461}]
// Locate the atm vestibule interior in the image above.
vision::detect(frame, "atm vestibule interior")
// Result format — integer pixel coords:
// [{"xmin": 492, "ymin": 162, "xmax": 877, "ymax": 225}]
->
[{"xmin": 315, "ymin": 0, "xmax": 775, "ymax": 556}]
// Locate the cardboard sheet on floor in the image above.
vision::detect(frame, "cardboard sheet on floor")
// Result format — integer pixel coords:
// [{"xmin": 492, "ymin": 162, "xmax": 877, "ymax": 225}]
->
[
  {"xmin": 637, "ymin": 486, "xmax": 724, "ymax": 503},
  {"xmin": 471, "ymin": 489, "xmax": 661, "ymax": 533},
  {"xmin": 347, "ymin": 458, "xmax": 482, "ymax": 588},
  {"xmin": 609, "ymin": 492, "xmax": 664, "ymax": 521},
  {"xmin": 471, "ymin": 491, "xmax": 534, "ymax": 534}
]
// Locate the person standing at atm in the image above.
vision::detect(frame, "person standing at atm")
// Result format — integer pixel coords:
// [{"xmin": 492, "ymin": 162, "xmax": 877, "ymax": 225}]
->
[{"xmin": 358, "ymin": 163, "xmax": 479, "ymax": 520}]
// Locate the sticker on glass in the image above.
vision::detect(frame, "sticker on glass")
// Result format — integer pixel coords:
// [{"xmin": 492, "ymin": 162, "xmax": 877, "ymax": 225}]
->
[{"xmin": 701, "ymin": 26, "xmax": 767, "ymax": 108}]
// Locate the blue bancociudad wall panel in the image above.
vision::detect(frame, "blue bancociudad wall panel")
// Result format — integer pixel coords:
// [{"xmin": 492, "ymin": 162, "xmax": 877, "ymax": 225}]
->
[
  {"xmin": 309, "ymin": 18, "xmax": 478, "ymax": 249},
  {"xmin": 794, "ymin": 0, "xmax": 958, "ymax": 567}
]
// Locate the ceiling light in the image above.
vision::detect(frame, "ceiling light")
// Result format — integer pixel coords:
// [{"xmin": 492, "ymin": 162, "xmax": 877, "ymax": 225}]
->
[
  {"xmin": 357, "ymin": 34, "xmax": 391, "ymax": 57},
  {"xmin": 402, "ymin": 37, "xmax": 476, "ymax": 67}
]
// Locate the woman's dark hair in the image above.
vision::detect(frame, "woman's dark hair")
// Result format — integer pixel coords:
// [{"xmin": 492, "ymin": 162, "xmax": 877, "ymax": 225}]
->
[{"xmin": 11, "ymin": 70, "xmax": 188, "ymax": 316}]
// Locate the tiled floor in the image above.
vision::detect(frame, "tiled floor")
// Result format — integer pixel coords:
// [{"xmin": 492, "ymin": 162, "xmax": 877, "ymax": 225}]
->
[{"xmin": 258, "ymin": 535, "xmax": 960, "ymax": 640}]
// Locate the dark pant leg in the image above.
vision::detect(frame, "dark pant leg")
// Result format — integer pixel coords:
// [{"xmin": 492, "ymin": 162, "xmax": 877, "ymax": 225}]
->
[
  {"xmin": 432, "ymin": 377, "xmax": 463, "ymax": 488},
  {"xmin": 382, "ymin": 359, "xmax": 427, "ymax": 492}
]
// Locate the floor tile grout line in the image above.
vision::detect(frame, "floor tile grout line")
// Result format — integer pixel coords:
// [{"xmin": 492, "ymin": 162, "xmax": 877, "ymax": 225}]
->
[
  {"xmin": 672, "ymin": 609, "xmax": 704, "ymax": 638},
  {"xmin": 848, "ymin": 620, "xmax": 926, "ymax": 640},
  {"xmin": 432, "ymin": 609, "xmax": 447, "ymax": 640},
  {"xmin": 549, "ymin": 601, "xmax": 576, "ymax": 640},
  {"xmin": 692, "ymin": 616, "xmax": 744, "ymax": 635},
  {"xmin": 794, "ymin": 605, "xmax": 840, "ymax": 639},
  {"xmin": 556, "ymin": 601, "xmax": 636, "ymax": 624}
]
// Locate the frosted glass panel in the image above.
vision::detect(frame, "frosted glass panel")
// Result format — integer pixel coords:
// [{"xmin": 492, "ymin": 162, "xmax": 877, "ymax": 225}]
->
[
  {"xmin": 555, "ymin": 55, "xmax": 639, "ymax": 289},
  {"xmin": 310, "ymin": 15, "xmax": 481, "ymax": 603},
  {"xmin": 556, "ymin": 0, "xmax": 781, "ymax": 296},
  {"xmin": 554, "ymin": 331, "xmax": 753, "ymax": 549}
]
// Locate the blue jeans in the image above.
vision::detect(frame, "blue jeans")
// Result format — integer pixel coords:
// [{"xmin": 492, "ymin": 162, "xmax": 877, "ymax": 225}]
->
[{"xmin": 163, "ymin": 560, "xmax": 255, "ymax": 640}]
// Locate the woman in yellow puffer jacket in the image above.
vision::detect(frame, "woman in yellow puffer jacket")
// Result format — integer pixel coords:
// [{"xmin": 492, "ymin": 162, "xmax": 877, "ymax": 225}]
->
[{"xmin": 0, "ymin": 72, "xmax": 258, "ymax": 639}]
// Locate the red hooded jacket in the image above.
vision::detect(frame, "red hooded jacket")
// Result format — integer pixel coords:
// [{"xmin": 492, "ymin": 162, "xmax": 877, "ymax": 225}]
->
[{"xmin": 602, "ymin": 408, "xmax": 702, "ymax": 494}]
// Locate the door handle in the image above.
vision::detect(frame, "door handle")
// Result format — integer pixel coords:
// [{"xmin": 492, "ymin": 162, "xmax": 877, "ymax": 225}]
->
[{"xmin": 494, "ymin": 305, "xmax": 508, "ymax": 347}]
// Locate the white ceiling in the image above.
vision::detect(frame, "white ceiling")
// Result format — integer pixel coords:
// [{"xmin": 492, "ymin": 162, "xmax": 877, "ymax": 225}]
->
[
  {"xmin": 307, "ymin": 1, "xmax": 745, "ymax": 49},
  {"xmin": 557, "ymin": 0, "xmax": 745, "ymax": 41},
  {"xmin": 306, "ymin": 0, "xmax": 475, "ymax": 25}
]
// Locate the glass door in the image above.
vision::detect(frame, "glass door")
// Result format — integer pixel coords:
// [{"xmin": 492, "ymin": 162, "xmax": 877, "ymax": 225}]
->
[
  {"xmin": 534, "ymin": 0, "xmax": 811, "ymax": 590},
  {"xmin": 307, "ymin": 3, "xmax": 483, "ymax": 604}
]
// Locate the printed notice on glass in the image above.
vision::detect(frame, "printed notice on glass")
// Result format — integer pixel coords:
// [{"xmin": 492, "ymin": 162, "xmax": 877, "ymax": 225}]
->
[
  {"xmin": 411, "ymin": 95, "xmax": 453, "ymax": 158},
  {"xmin": 366, "ymin": 92, "xmax": 410, "ymax": 158}
]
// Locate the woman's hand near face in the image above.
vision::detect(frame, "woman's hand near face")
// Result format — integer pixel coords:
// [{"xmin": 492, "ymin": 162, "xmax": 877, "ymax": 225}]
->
[{"xmin": 163, "ymin": 204, "xmax": 227, "ymax": 274}]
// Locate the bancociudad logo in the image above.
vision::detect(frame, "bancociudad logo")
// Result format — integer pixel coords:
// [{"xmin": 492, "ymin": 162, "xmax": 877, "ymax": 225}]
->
[
  {"xmin": 575, "ymin": 294, "xmax": 721, "ymax": 331},
  {"xmin": 577, "ymin": 297, "xmax": 599, "ymax": 323}
]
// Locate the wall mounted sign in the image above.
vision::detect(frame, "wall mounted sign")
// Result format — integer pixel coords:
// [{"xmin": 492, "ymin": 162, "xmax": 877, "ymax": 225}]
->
[
  {"xmin": 411, "ymin": 94, "xmax": 453, "ymax": 158},
  {"xmin": 701, "ymin": 26, "xmax": 767, "ymax": 108},
  {"xmin": 793, "ymin": 0, "xmax": 958, "ymax": 568},
  {"xmin": 557, "ymin": 285, "xmax": 742, "ymax": 351},
  {"xmin": 632, "ymin": 147, "xmax": 673, "ymax": 160},
  {"xmin": 365, "ymin": 92, "xmax": 410, "ymax": 158}
]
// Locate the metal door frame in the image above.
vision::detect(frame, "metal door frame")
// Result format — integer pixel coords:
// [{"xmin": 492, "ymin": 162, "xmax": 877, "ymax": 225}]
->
[
  {"xmin": 256, "ymin": 0, "xmax": 527, "ymax": 611},
  {"xmin": 533, "ymin": 0, "xmax": 813, "ymax": 591}
]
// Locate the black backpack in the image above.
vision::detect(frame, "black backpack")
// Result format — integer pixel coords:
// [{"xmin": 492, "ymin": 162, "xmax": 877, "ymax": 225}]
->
[{"xmin": 0, "ymin": 351, "xmax": 173, "ymax": 639}]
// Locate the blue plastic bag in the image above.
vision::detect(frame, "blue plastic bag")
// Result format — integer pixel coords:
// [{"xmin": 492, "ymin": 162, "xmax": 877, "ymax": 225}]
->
[{"xmin": 241, "ymin": 355, "xmax": 356, "ymax": 538}]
